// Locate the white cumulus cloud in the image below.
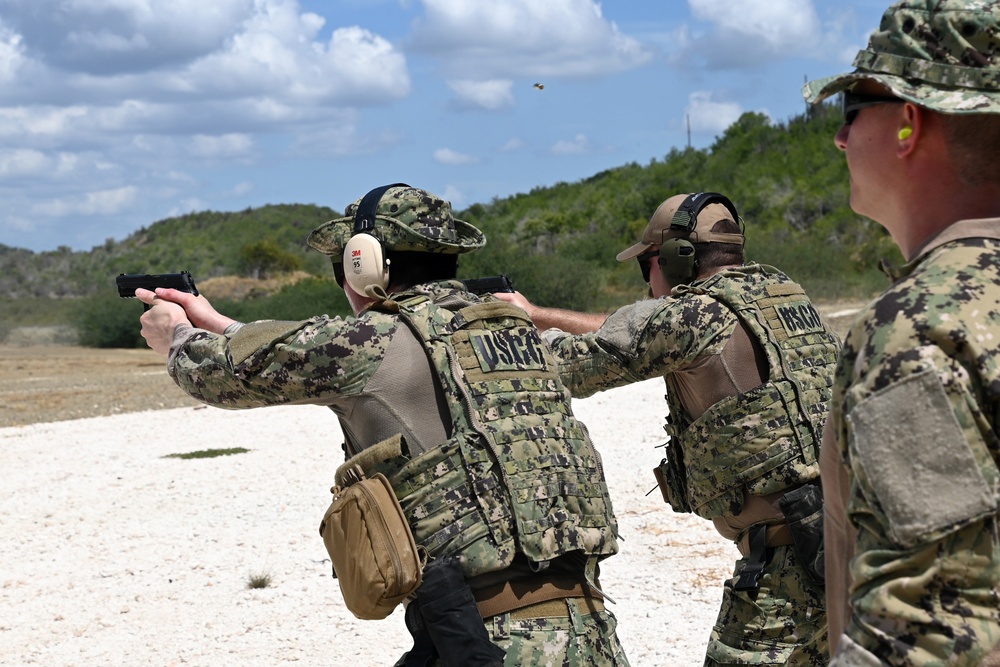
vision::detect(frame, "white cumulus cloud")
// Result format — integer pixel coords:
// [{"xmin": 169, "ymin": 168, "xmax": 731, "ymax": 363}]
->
[
  {"xmin": 434, "ymin": 148, "xmax": 480, "ymax": 165},
  {"xmin": 500, "ymin": 138, "xmax": 525, "ymax": 152},
  {"xmin": 447, "ymin": 80, "xmax": 515, "ymax": 110},
  {"xmin": 440, "ymin": 184, "xmax": 465, "ymax": 209},
  {"xmin": 550, "ymin": 133, "xmax": 590, "ymax": 156},
  {"xmin": 231, "ymin": 182, "xmax": 254, "ymax": 196},
  {"xmin": 31, "ymin": 186, "xmax": 138, "ymax": 217},
  {"xmin": 685, "ymin": 91, "xmax": 745, "ymax": 134},
  {"xmin": 0, "ymin": 0, "xmax": 416, "ymax": 251},
  {"xmin": 190, "ymin": 134, "xmax": 255, "ymax": 159},
  {"xmin": 411, "ymin": 0, "xmax": 652, "ymax": 79},
  {"xmin": 0, "ymin": 0, "xmax": 256, "ymax": 75},
  {"xmin": 181, "ymin": 20, "xmax": 410, "ymax": 105},
  {"xmin": 0, "ymin": 148, "xmax": 49, "ymax": 177},
  {"xmin": 0, "ymin": 22, "xmax": 26, "ymax": 83},
  {"xmin": 671, "ymin": 0, "xmax": 840, "ymax": 69},
  {"xmin": 690, "ymin": 0, "xmax": 820, "ymax": 50}
]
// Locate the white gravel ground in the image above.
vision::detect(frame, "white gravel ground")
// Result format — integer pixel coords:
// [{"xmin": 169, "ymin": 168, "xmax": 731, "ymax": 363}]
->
[{"xmin": 1, "ymin": 377, "xmax": 738, "ymax": 666}]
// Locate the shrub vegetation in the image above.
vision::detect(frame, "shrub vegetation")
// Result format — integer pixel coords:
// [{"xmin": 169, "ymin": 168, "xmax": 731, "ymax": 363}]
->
[{"xmin": 2, "ymin": 100, "xmax": 899, "ymax": 348}]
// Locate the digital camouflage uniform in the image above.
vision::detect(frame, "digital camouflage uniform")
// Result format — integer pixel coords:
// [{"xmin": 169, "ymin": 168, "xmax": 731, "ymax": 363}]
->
[
  {"xmin": 544, "ymin": 263, "xmax": 840, "ymax": 666},
  {"xmin": 165, "ymin": 186, "xmax": 630, "ymax": 667},
  {"xmin": 823, "ymin": 222, "xmax": 1000, "ymax": 666},
  {"xmin": 803, "ymin": 2, "xmax": 1000, "ymax": 665}
]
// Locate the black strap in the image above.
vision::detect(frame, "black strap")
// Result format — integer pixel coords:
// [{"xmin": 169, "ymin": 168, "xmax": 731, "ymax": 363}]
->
[
  {"xmin": 670, "ymin": 192, "xmax": 740, "ymax": 234},
  {"xmin": 734, "ymin": 523, "xmax": 768, "ymax": 591},
  {"xmin": 354, "ymin": 182, "xmax": 410, "ymax": 233}
]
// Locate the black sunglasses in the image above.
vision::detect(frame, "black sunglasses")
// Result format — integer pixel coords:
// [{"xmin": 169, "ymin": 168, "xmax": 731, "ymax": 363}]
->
[
  {"xmin": 842, "ymin": 91, "xmax": 904, "ymax": 125},
  {"xmin": 636, "ymin": 249, "xmax": 659, "ymax": 283}
]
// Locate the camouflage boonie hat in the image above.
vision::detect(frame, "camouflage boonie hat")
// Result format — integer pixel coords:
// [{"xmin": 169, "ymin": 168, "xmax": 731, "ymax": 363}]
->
[
  {"xmin": 803, "ymin": 0, "xmax": 1000, "ymax": 113},
  {"xmin": 308, "ymin": 185, "xmax": 486, "ymax": 259}
]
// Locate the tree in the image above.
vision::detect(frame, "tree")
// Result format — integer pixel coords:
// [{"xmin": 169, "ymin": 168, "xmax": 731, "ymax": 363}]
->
[{"xmin": 239, "ymin": 237, "xmax": 302, "ymax": 279}]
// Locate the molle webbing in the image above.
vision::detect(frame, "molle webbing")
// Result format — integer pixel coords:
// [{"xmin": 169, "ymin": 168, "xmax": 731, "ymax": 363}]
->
[
  {"xmin": 664, "ymin": 268, "xmax": 839, "ymax": 519},
  {"xmin": 671, "ymin": 381, "xmax": 808, "ymax": 517},
  {"xmin": 337, "ymin": 434, "xmax": 405, "ymax": 487},
  {"xmin": 384, "ymin": 295, "xmax": 618, "ymax": 577}
]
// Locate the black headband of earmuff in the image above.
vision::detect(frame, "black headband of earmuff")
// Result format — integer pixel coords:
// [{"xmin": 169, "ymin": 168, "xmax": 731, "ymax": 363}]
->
[
  {"xmin": 669, "ymin": 192, "xmax": 742, "ymax": 238},
  {"xmin": 353, "ymin": 182, "xmax": 410, "ymax": 234},
  {"xmin": 656, "ymin": 192, "xmax": 744, "ymax": 286}
]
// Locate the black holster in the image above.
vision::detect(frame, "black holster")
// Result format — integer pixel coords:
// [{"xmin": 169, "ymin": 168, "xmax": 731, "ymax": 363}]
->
[
  {"xmin": 653, "ymin": 440, "xmax": 691, "ymax": 513},
  {"xmin": 395, "ymin": 604, "xmax": 436, "ymax": 667},
  {"xmin": 396, "ymin": 556, "xmax": 505, "ymax": 667},
  {"xmin": 778, "ymin": 483, "xmax": 825, "ymax": 585}
]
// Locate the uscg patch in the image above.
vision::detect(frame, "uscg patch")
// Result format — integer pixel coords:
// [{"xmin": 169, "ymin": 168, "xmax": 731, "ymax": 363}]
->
[
  {"xmin": 775, "ymin": 300, "xmax": 825, "ymax": 337},
  {"xmin": 469, "ymin": 327, "xmax": 549, "ymax": 372}
]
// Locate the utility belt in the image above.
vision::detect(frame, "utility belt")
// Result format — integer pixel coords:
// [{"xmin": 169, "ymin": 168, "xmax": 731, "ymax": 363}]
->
[
  {"xmin": 473, "ymin": 573, "xmax": 605, "ymax": 620},
  {"xmin": 510, "ymin": 595, "xmax": 605, "ymax": 620},
  {"xmin": 735, "ymin": 521, "xmax": 794, "ymax": 557}
]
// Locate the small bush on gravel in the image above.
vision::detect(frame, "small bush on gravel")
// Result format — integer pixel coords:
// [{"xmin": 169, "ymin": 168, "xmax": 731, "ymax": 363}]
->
[
  {"xmin": 163, "ymin": 448, "xmax": 250, "ymax": 459},
  {"xmin": 246, "ymin": 570, "xmax": 273, "ymax": 589}
]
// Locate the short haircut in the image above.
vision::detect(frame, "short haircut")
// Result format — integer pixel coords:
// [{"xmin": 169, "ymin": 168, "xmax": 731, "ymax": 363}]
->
[
  {"xmin": 939, "ymin": 113, "xmax": 1000, "ymax": 186},
  {"xmin": 695, "ymin": 218, "xmax": 744, "ymax": 271}
]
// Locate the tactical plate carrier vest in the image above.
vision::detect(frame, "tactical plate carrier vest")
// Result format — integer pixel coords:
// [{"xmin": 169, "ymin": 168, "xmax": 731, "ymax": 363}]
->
[
  {"xmin": 364, "ymin": 292, "xmax": 619, "ymax": 579},
  {"xmin": 660, "ymin": 266, "xmax": 839, "ymax": 520}
]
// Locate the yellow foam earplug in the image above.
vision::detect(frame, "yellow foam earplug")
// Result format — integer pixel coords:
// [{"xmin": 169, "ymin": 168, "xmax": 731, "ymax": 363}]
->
[{"xmin": 898, "ymin": 126, "xmax": 913, "ymax": 140}]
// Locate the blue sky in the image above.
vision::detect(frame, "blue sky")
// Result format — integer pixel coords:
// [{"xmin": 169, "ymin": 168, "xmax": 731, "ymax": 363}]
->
[{"xmin": 0, "ymin": 0, "xmax": 889, "ymax": 253}]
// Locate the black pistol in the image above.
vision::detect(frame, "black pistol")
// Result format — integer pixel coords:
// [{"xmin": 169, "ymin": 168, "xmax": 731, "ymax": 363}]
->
[
  {"xmin": 462, "ymin": 274, "xmax": 514, "ymax": 296},
  {"xmin": 116, "ymin": 271, "xmax": 199, "ymax": 310}
]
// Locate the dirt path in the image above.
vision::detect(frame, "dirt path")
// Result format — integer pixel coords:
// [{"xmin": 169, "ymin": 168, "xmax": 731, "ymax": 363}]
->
[{"xmin": 0, "ymin": 346, "xmax": 200, "ymax": 428}]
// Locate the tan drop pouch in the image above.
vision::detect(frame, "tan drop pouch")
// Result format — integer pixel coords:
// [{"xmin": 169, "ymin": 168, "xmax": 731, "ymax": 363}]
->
[{"xmin": 318, "ymin": 444, "xmax": 423, "ymax": 620}]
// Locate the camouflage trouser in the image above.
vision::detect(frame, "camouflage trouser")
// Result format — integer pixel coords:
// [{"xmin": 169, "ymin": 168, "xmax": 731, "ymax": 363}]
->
[
  {"xmin": 423, "ymin": 597, "xmax": 630, "ymax": 667},
  {"xmin": 489, "ymin": 598, "xmax": 630, "ymax": 667},
  {"xmin": 705, "ymin": 544, "xmax": 828, "ymax": 666}
]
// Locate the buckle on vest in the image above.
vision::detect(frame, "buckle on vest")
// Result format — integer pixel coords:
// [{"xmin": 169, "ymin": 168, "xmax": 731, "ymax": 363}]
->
[{"xmin": 734, "ymin": 523, "xmax": 768, "ymax": 591}]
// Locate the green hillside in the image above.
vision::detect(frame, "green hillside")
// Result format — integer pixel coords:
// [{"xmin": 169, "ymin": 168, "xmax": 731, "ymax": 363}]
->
[
  {"xmin": 0, "ymin": 203, "xmax": 337, "ymax": 299},
  {"xmin": 457, "ymin": 102, "xmax": 898, "ymax": 311},
  {"xmin": 0, "ymin": 100, "xmax": 898, "ymax": 346}
]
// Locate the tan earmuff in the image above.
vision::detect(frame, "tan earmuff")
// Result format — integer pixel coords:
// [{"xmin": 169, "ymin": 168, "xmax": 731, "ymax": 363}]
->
[
  {"xmin": 343, "ymin": 183, "xmax": 408, "ymax": 298},
  {"xmin": 344, "ymin": 233, "xmax": 389, "ymax": 298}
]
